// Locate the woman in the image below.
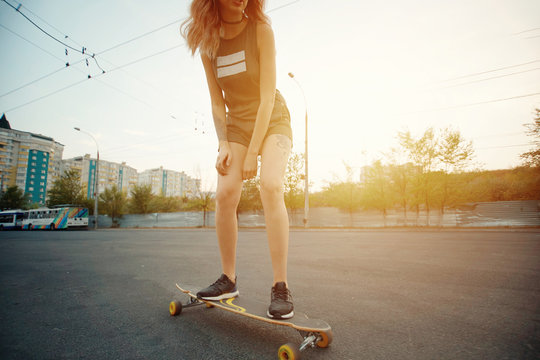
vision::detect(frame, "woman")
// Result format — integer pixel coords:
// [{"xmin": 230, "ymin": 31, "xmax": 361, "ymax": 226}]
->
[{"xmin": 181, "ymin": 0, "xmax": 294, "ymax": 319}]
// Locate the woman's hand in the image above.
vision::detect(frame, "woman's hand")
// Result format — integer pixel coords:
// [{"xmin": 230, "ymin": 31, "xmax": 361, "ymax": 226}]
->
[
  {"xmin": 242, "ymin": 153, "xmax": 258, "ymax": 180},
  {"xmin": 216, "ymin": 143, "xmax": 232, "ymax": 176}
]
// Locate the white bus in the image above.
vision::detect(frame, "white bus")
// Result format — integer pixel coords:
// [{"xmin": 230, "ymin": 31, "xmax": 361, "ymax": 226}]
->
[
  {"xmin": 22, "ymin": 206, "xmax": 89, "ymax": 230},
  {"xmin": 0, "ymin": 210, "xmax": 24, "ymax": 230}
]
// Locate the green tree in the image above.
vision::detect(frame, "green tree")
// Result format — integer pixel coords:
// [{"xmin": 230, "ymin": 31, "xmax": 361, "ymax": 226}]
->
[
  {"xmin": 150, "ymin": 195, "xmax": 182, "ymax": 213},
  {"xmin": 398, "ymin": 128, "xmax": 439, "ymax": 225},
  {"xmin": 521, "ymin": 108, "xmax": 540, "ymax": 167},
  {"xmin": 238, "ymin": 176, "xmax": 262, "ymax": 213},
  {"xmin": 387, "ymin": 162, "xmax": 416, "ymax": 223},
  {"xmin": 322, "ymin": 163, "xmax": 362, "ymax": 226},
  {"xmin": 437, "ymin": 127, "xmax": 475, "ymax": 214},
  {"xmin": 129, "ymin": 184, "xmax": 153, "ymax": 214},
  {"xmin": 284, "ymin": 152, "xmax": 305, "ymax": 216},
  {"xmin": 185, "ymin": 191, "xmax": 215, "ymax": 227},
  {"xmin": 362, "ymin": 160, "xmax": 392, "ymax": 225},
  {"xmin": 0, "ymin": 186, "xmax": 30, "ymax": 210},
  {"xmin": 99, "ymin": 185, "xmax": 126, "ymax": 227},
  {"xmin": 47, "ymin": 169, "xmax": 84, "ymax": 206}
]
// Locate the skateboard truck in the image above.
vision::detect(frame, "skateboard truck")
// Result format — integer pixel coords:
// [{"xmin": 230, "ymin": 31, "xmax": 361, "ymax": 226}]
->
[
  {"xmin": 299, "ymin": 332, "xmax": 319, "ymax": 351},
  {"xmin": 278, "ymin": 330, "xmax": 333, "ymax": 359}
]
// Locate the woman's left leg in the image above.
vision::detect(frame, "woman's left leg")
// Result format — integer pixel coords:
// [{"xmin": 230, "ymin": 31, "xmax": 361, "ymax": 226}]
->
[{"xmin": 259, "ymin": 134, "xmax": 292, "ymax": 285}]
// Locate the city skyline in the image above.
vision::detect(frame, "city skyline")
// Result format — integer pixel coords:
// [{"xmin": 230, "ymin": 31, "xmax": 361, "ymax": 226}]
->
[
  {"xmin": 1, "ymin": 0, "xmax": 539, "ymax": 191},
  {"xmin": 1, "ymin": 115, "xmax": 201, "ymax": 204}
]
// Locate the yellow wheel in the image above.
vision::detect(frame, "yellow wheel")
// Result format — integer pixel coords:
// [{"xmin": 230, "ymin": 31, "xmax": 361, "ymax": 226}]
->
[
  {"xmin": 316, "ymin": 330, "xmax": 333, "ymax": 348},
  {"xmin": 278, "ymin": 343, "xmax": 300, "ymax": 360},
  {"xmin": 169, "ymin": 300, "xmax": 182, "ymax": 316},
  {"xmin": 205, "ymin": 302, "xmax": 214, "ymax": 308}
]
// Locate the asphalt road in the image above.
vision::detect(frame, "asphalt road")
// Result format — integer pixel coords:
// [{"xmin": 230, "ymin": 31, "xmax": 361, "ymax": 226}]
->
[{"xmin": 0, "ymin": 229, "xmax": 539, "ymax": 359}]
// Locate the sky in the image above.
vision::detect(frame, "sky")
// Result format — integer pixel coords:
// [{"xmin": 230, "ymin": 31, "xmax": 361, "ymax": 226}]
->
[{"xmin": 1, "ymin": 0, "xmax": 539, "ymax": 191}]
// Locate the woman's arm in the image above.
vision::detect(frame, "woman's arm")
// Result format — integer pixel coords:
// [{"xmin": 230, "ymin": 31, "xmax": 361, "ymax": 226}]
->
[
  {"xmin": 201, "ymin": 53, "xmax": 231, "ymax": 175},
  {"xmin": 243, "ymin": 22, "xmax": 277, "ymax": 180}
]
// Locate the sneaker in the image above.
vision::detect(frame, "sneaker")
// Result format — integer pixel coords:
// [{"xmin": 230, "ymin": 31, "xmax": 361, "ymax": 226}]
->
[
  {"xmin": 267, "ymin": 282, "xmax": 294, "ymax": 319},
  {"xmin": 197, "ymin": 274, "xmax": 239, "ymax": 301}
]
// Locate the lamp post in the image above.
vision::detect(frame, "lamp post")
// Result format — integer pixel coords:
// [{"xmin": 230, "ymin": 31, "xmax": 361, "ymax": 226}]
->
[
  {"xmin": 74, "ymin": 127, "xmax": 99, "ymax": 230},
  {"xmin": 288, "ymin": 72, "xmax": 309, "ymax": 228}
]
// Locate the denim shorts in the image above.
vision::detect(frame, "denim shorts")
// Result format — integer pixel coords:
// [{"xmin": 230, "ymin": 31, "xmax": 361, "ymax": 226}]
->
[{"xmin": 227, "ymin": 92, "xmax": 292, "ymax": 148}]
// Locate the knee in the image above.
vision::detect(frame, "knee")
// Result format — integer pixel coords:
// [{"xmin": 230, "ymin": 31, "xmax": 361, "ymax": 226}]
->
[
  {"xmin": 216, "ymin": 184, "xmax": 240, "ymax": 209},
  {"xmin": 260, "ymin": 179, "xmax": 283, "ymax": 201}
]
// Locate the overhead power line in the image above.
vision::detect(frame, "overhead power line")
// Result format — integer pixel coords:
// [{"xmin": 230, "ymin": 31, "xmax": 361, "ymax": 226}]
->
[
  {"xmin": 1, "ymin": 0, "xmax": 299, "ymax": 114},
  {"xmin": 513, "ymin": 27, "xmax": 540, "ymax": 35},
  {"xmin": 477, "ymin": 143, "xmax": 531, "ymax": 150},
  {"xmin": 0, "ymin": 23, "xmax": 64, "ymax": 62},
  {"xmin": 440, "ymin": 67, "xmax": 540, "ymax": 89},
  {"xmin": 96, "ymin": 18, "xmax": 185, "ymax": 56},
  {"xmin": 0, "ymin": 66, "xmax": 65, "ymax": 98},
  {"xmin": 3, "ymin": 78, "xmax": 88, "ymax": 113},
  {"xmin": 1, "ymin": 42, "xmax": 185, "ymax": 113},
  {"xmin": 436, "ymin": 60, "xmax": 540, "ymax": 83},
  {"xmin": 0, "ymin": 0, "xmax": 106, "ymax": 73},
  {"xmin": 17, "ymin": 2, "xmax": 85, "ymax": 48},
  {"xmin": 405, "ymin": 92, "xmax": 540, "ymax": 115}
]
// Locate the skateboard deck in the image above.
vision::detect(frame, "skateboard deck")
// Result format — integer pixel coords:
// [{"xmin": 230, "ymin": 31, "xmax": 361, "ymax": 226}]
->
[{"xmin": 170, "ymin": 283, "xmax": 332, "ymax": 359}]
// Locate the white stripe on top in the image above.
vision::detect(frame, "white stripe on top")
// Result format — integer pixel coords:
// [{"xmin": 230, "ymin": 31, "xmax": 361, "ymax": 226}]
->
[{"xmin": 216, "ymin": 50, "xmax": 246, "ymax": 78}]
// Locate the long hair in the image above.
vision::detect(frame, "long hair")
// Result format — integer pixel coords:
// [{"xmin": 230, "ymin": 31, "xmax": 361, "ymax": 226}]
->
[{"xmin": 181, "ymin": 0, "xmax": 269, "ymax": 59}]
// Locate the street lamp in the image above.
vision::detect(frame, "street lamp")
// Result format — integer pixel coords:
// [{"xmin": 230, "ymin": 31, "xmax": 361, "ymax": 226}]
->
[
  {"xmin": 288, "ymin": 72, "xmax": 309, "ymax": 228},
  {"xmin": 74, "ymin": 127, "xmax": 99, "ymax": 230}
]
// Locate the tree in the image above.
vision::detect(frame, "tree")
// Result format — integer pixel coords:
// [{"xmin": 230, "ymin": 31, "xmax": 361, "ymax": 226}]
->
[
  {"xmin": 99, "ymin": 185, "xmax": 126, "ymax": 227},
  {"xmin": 283, "ymin": 152, "xmax": 305, "ymax": 216},
  {"xmin": 238, "ymin": 176, "xmax": 262, "ymax": 213},
  {"xmin": 437, "ymin": 127, "xmax": 475, "ymax": 214},
  {"xmin": 129, "ymin": 184, "xmax": 153, "ymax": 214},
  {"xmin": 398, "ymin": 128, "xmax": 439, "ymax": 225},
  {"xmin": 322, "ymin": 163, "xmax": 362, "ymax": 226},
  {"xmin": 150, "ymin": 195, "xmax": 182, "ymax": 213},
  {"xmin": 387, "ymin": 162, "xmax": 416, "ymax": 223},
  {"xmin": 47, "ymin": 169, "xmax": 84, "ymax": 206},
  {"xmin": 521, "ymin": 108, "xmax": 540, "ymax": 167},
  {"xmin": 185, "ymin": 190, "xmax": 214, "ymax": 227},
  {"xmin": 362, "ymin": 160, "xmax": 393, "ymax": 225},
  {"xmin": 0, "ymin": 186, "xmax": 30, "ymax": 210}
]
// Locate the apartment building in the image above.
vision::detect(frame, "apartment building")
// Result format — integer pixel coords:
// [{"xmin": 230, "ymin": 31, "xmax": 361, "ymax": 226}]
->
[
  {"xmin": 62, "ymin": 154, "xmax": 138, "ymax": 198},
  {"xmin": 0, "ymin": 114, "xmax": 64, "ymax": 204},
  {"xmin": 138, "ymin": 166, "xmax": 200, "ymax": 198}
]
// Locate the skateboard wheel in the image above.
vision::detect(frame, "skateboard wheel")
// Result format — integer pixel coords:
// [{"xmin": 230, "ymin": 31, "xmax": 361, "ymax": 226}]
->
[
  {"xmin": 316, "ymin": 330, "xmax": 333, "ymax": 348},
  {"xmin": 278, "ymin": 343, "xmax": 300, "ymax": 360},
  {"xmin": 205, "ymin": 303, "xmax": 214, "ymax": 308},
  {"xmin": 169, "ymin": 300, "xmax": 182, "ymax": 316}
]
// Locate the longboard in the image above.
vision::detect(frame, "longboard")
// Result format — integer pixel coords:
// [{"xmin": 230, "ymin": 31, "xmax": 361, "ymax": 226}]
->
[{"xmin": 170, "ymin": 283, "xmax": 332, "ymax": 360}]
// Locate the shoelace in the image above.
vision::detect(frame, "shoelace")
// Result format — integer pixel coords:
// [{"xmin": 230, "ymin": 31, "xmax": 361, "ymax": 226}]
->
[
  {"xmin": 212, "ymin": 276, "xmax": 229, "ymax": 288},
  {"xmin": 273, "ymin": 287, "xmax": 291, "ymax": 302}
]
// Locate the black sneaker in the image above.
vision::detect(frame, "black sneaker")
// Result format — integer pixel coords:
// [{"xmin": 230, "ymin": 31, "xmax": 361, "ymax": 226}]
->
[
  {"xmin": 267, "ymin": 282, "xmax": 294, "ymax": 319},
  {"xmin": 197, "ymin": 274, "xmax": 239, "ymax": 301}
]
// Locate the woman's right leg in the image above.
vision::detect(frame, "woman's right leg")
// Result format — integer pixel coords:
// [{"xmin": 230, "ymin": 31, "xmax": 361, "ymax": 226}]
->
[{"xmin": 215, "ymin": 142, "xmax": 247, "ymax": 282}]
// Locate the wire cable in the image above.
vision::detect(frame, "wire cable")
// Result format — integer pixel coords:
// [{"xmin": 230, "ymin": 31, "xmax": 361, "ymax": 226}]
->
[
  {"xmin": 436, "ymin": 60, "xmax": 540, "ymax": 83},
  {"xmin": 513, "ymin": 27, "xmax": 540, "ymax": 35},
  {"xmin": 439, "ymin": 67, "xmax": 540, "ymax": 89},
  {"xmin": 1, "ymin": 0, "xmax": 106, "ymax": 72},
  {"xmin": 2, "ymin": 78, "xmax": 88, "ymax": 113},
  {"xmin": 403, "ymin": 92, "xmax": 540, "ymax": 115},
  {"xmin": 0, "ymin": 66, "xmax": 66, "ymax": 98}
]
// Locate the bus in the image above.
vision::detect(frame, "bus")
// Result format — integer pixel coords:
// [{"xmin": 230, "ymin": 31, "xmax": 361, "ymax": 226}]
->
[
  {"xmin": 22, "ymin": 206, "xmax": 89, "ymax": 230},
  {"xmin": 0, "ymin": 210, "xmax": 24, "ymax": 230}
]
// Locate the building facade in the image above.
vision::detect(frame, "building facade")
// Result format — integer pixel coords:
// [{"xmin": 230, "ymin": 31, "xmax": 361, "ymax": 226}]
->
[
  {"xmin": 138, "ymin": 166, "xmax": 200, "ymax": 198},
  {"xmin": 0, "ymin": 115, "xmax": 64, "ymax": 205},
  {"xmin": 62, "ymin": 154, "xmax": 138, "ymax": 199}
]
